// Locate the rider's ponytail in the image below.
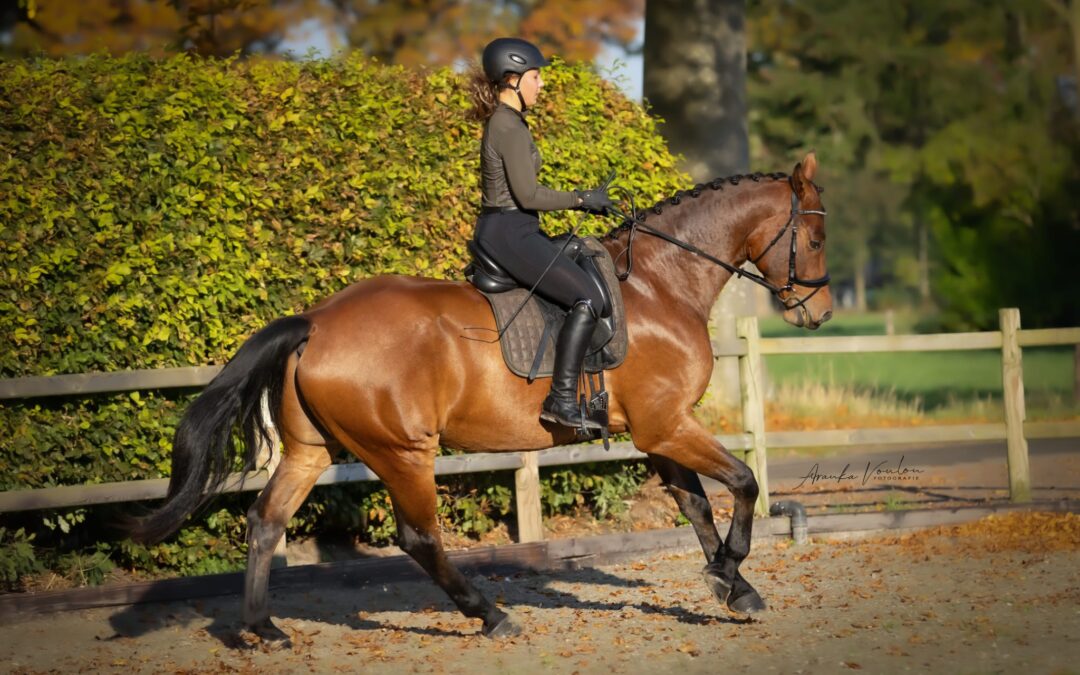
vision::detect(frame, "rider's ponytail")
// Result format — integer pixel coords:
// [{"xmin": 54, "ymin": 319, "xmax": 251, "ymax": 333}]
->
[{"xmin": 467, "ymin": 64, "xmax": 500, "ymax": 123}]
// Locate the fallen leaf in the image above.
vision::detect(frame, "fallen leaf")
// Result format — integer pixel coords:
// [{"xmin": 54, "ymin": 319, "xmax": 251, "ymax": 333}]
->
[{"xmin": 677, "ymin": 641, "xmax": 700, "ymax": 657}]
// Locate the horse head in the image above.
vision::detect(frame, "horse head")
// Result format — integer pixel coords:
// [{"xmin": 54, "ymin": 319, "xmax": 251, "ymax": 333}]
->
[{"xmin": 745, "ymin": 152, "xmax": 833, "ymax": 329}]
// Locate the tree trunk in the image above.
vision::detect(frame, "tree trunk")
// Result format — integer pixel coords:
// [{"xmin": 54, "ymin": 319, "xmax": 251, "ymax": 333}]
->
[
  {"xmin": 918, "ymin": 217, "xmax": 931, "ymax": 305},
  {"xmin": 1071, "ymin": 0, "xmax": 1080, "ymax": 94},
  {"xmin": 855, "ymin": 246, "xmax": 868, "ymax": 312},
  {"xmin": 645, "ymin": 0, "xmax": 751, "ymax": 407},
  {"xmin": 644, "ymin": 0, "xmax": 748, "ymax": 181}
]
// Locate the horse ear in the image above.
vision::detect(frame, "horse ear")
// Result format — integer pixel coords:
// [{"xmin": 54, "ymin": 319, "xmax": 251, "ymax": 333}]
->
[
  {"xmin": 791, "ymin": 161, "xmax": 808, "ymax": 199},
  {"xmin": 792, "ymin": 151, "xmax": 818, "ymax": 199},
  {"xmin": 801, "ymin": 151, "xmax": 818, "ymax": 181}
]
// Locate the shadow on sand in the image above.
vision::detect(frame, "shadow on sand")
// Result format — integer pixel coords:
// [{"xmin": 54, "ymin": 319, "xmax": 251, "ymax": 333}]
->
[{"xmin": 105, "ymin": 560, "xmax": 750, "ymax": 648}]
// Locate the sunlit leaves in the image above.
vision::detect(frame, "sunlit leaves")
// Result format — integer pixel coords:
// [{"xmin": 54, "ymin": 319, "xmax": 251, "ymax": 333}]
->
[{"xmin": 0, "ymin": 52, "xmax": 684, "ymax": 578}]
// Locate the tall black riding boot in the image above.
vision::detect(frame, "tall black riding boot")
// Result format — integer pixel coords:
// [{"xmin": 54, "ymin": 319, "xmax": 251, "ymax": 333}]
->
[{"xmin": 540, "ymin": 300, "xmax": 603, "ymax": 430}]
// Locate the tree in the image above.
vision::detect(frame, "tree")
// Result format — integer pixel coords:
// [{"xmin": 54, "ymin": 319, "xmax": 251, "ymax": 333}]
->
[
  {"xmin": 745, "ymin": 0, "xmax": 1080, "ymax": 326},
  {"xmin": 1, "ymin": 0, "xmax": 645, "ymax": 64},
  {"xmin": 330, "ymin": 0, "xmax": 643, "ymax": 67},
  {"xmin": 643, "ymin": 0, "xmax": 748, "ymax": 181},
  {"xmin": 746, "ymin": 0, "xmax": 944, "ymax": 311},
  {"xmin": 1043, "ymin": 0, "xmax": 1080, "ymax": 89},
  {"xmin": 0, "ymin": 0, "xmax": 325, "ymax": 57},
  {"xmin": 642, "ymin": 0, "xmax": 755, "ymax": 406}
]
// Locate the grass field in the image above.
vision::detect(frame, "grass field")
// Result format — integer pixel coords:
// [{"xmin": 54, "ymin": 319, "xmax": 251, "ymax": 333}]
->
[{"xmin": 754, "ymin": 311, "xmax": 1079, "ymax": 422}]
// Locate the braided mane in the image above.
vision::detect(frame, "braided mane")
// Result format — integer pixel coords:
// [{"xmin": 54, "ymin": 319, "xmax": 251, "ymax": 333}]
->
[
  {"xmin": 603, "ymin": 171, "xmax": 790, "ymax": 239},
  {"xmin": 647, "ymin": 172, "xmax": 789, "ymax": 215}
]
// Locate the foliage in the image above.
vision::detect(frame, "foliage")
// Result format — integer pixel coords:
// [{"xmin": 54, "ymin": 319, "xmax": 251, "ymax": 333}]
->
[
  {"xmin": 2, "ymin": 0, "xmax": 326, "ymax": 57},
  {"xmin": 56, "ymin": 545, "xmax": 116, "ymax": 586},
  {"xmin": 339, "ymin": 0, "xmax": 644, "ymax": 66},
  {"xmin": 0, "ymin": 53, "xmax": 685, "ymax": 582},
  {"xmin": 0, "ymin": 53, "xmax": 681, "ymax": 379},
  {"xmin": 1, "ymin": 0, "xmax": 644, "ymax": 64},
  {"xmin": 126, "ymin": 506, "xmax": 249, "ymax": 576},
  {"xmin": 0, "ymin": 527, "xmax": 43, "ymax": 591},
  {"xmin": 438, "ymin": 481, "xmax": 514, "ymax": 537},
  {"xmin": 747, "ymin": 0, "xmax": 1080, "ymax": 327},
  {"xmin": 541, "ymin": 461, "xmax": 650, "ymax": 519}
]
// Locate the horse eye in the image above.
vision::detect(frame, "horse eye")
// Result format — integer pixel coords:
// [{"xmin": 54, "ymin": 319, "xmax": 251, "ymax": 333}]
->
[{"xmin": 809, "ymin": 239, "xmax": 824, "ymax": 250}]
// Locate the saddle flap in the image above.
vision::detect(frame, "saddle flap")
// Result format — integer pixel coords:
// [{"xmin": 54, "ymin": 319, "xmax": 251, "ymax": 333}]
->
[
  {"xmin": 577, "ymin": 253, "xmax": 613, "ymax": 319},
  {"xmin": 549, "ymin": 235, "xmax": 613, "ymax": 318},
  {"xmin": 551, "ymin": 234, "xmax": 586, "ymax": 260},
  {"xmin": 473, "ymin": 237, "xmax": 628, "ymax": 379}
]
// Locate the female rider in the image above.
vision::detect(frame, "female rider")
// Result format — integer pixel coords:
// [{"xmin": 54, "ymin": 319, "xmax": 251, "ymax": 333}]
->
[{"xmin": 468, "ymin": 37, "xmax": 613, "ymax": 430}]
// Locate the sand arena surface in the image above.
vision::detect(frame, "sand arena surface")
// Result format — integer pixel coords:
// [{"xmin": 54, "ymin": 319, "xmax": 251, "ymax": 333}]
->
[{"xmin": 2, "ymin": 512, "xmax": 1078, "ymax": 674}]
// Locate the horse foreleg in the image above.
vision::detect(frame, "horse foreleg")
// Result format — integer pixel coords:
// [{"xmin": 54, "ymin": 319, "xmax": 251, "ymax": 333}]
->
[
  {"xmin": 380, "ymin": 462, "xmax": 519, "ymax": 638},
  {"xmin": 649, "ymin": 454, "xmax": 766, "ymax": 614},
  {"xmin": 650, "ymin": 455, "xmax": 723, "ymax": 557},
  {"xmin": 242, "ymin": 439, "xmax": 331, "ymax": 646},
  {"xmin": 638, "ymin": 422, "xmax": 765, "ymax": 615}
]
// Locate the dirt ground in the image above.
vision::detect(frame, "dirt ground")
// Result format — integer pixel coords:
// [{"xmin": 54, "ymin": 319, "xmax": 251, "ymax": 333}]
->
[{"xmin": 3, "ymin": 511, "xmax": 1079, "ymax": 674}]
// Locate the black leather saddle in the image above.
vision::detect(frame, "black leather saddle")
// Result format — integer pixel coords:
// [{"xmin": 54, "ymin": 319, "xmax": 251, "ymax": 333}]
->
[
  {"xmin": 465, "ymin": 239, "xmax": 517, "ymax": 294},
  {"xmin": 464, "ymin": 235, "xmax": 625, "ymax": 379},
  {"xmin": 465, "ymin": 237, "xmax": 614, "ymax": 319}
]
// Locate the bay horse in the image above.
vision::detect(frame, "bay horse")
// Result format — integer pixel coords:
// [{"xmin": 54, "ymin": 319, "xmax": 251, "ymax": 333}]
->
[{"xmin": 128, "ymin": 152, "xmax": 832, "ymax": 643}]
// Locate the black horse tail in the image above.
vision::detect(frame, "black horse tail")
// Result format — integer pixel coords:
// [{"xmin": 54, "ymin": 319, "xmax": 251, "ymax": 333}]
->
[{"xmin": 126, "ymin": 315, "xmax": 311, "ymax": 544}]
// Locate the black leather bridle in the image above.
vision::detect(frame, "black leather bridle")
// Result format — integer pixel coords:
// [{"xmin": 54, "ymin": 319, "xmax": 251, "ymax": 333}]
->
[{"xmin": 608, "ymin": 181, "xmax": 830, "ymax": 311}]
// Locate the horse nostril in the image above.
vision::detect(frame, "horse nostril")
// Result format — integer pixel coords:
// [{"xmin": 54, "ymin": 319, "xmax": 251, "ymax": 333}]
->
[{"xmin": 820, "ymin": 310, "xmax": 833, "ymax": 324}]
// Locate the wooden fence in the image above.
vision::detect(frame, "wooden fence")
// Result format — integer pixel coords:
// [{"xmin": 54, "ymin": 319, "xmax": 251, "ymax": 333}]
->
[{"xmin": 2, "ymin": 307, "xmax": 1078, "ymax": 556}]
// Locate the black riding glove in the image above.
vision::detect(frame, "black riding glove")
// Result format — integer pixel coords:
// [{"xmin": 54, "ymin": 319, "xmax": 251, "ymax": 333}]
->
[{"xmin": 575, "ymin": 186, "xmax": 613, "ymax": 214}]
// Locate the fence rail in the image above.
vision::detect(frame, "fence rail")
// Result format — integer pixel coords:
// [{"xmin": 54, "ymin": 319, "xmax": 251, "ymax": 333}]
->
[
  {"xmin": 2, "ymin": 308, "xmax": 1079, "ymax": 550},
  {"xmin": 0, "ymin": 365, "xmax": 224, "ymax": 400}
]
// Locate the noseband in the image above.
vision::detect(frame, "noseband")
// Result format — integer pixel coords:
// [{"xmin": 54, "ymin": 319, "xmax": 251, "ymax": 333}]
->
[
  {"xmin": 748, "ymin": 189, "xmax": 830, "ymax": 310},
  {"xmin": 609, "ymin": 181, "xmax": 830, "ymax": 310}
]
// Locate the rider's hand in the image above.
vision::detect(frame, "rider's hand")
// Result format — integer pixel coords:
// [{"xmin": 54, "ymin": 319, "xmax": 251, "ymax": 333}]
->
[{"xmin": 575, "ymin": 186, "xmax": 613, "ymax": 214}]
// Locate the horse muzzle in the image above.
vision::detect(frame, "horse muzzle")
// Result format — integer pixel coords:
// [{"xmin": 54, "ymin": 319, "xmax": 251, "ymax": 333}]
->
[{"xmin": 782, "ymin": 303, "xmax": 832, "ymax": 330}]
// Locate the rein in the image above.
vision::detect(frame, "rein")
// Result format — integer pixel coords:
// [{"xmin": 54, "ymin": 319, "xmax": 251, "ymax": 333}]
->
[{"xmin": 607, "ymin": 180, "xmax": 830, "ymax": 310}]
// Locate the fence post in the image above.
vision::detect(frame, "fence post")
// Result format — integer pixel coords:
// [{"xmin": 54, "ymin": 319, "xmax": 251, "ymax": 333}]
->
[
  {"xmin": 737, "ymin": 316, "xmax": 770, "ymax": 516},
  {"xmin": 1073, "ymin": 343, "xmax": 1080, "ymax": 404},
  {"xmin": 999, "ymin": 308, "xmax": 1031, "ymax": 503},
  {"xmin": 514, "ymin": 452, "xmax": 544, "ymax": 542},
  {"xmin": 257, "ymin": 392, "xmax": 288, "ymax": 567}
]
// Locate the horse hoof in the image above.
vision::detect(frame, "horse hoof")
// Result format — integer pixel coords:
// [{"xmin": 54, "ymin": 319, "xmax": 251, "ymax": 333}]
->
[
  {"xmin": 245, "ymin": 618, "xmax": 292, "ymax": 649},
  {"xmin": 701, "ymin": 565, "xmax": 733, "ymax": 605},
  {"xmin": 728, "ymin": 588, "xmax": 767, "ymax": 615},
  {"xmin": 483, "ymin": 614, "xmax": 521, "ymax": 639}
]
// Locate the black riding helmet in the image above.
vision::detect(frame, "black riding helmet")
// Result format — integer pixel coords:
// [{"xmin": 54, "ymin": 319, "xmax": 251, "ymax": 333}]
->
[{"xmin": 482, "ymin": 37, "xmax": 550, "ymax": 111}]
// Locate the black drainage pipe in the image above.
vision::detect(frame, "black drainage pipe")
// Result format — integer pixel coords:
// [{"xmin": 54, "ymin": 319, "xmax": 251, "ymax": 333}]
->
[{"xmin": 770, "ymin": 500, "xmax": 808, "ymax": 544}]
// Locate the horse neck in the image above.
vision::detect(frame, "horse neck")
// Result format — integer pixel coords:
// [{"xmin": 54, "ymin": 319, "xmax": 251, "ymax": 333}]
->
[{"xmin": 610, "ymin": 181, "xmax": 787, "ymax": 322}]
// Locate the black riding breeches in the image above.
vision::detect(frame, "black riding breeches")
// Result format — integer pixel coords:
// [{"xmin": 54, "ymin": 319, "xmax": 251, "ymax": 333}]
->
[{"xmin": 474, "ymin": 210, "xmax": 603, "ymax": 311}]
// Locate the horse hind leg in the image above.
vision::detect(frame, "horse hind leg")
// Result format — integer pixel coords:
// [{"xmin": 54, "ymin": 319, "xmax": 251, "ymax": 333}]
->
[
  {"xmin": 375, "ymin": 456, "xmax": 518, "ymax": 638},
  {"xmin": 650, "ymin": 454, "xmax": 766, "ymax": 614},
  {"xmin": 242, "ymin": 437, "xmax": 331, "ymax": 646}
]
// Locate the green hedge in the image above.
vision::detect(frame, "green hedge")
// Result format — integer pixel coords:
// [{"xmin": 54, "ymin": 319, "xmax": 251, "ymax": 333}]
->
[{"xmin": 0, "ymin": 52, "xmax": 686, "ymax": 584}]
